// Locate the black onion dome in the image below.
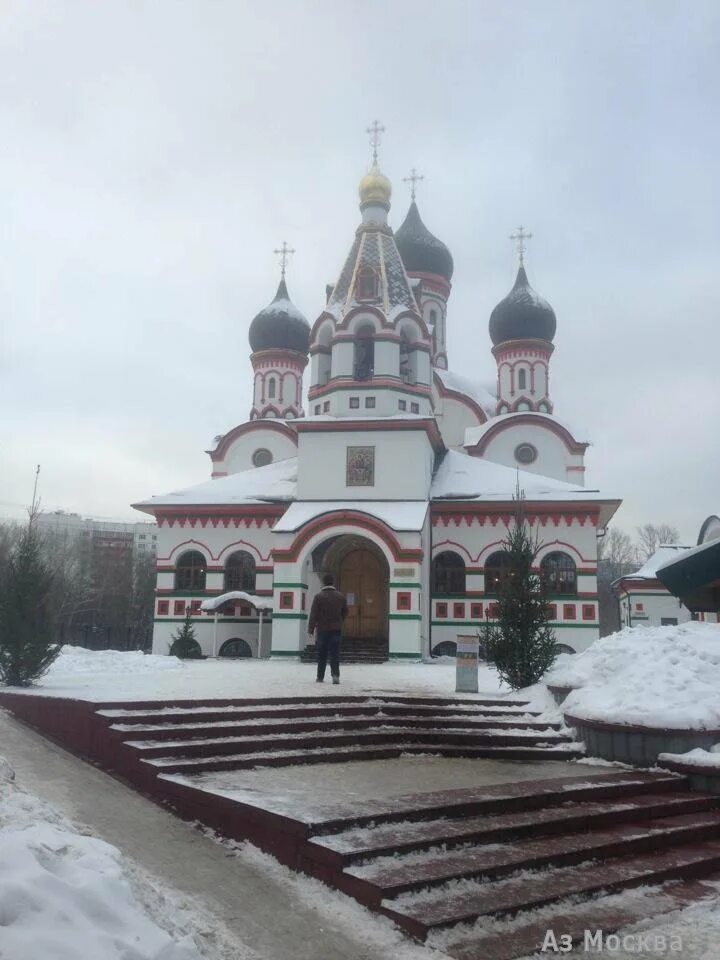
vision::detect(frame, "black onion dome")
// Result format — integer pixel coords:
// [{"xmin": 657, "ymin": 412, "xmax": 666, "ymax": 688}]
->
[
  {"xmin": 489, "ymin": 265, "xmax": 556, "ymax": 346},
  {"xmin": 248, "ymin": 277, "xmax": 310, "ymax": 354},
  {"xmin": 395, "ymin": 201, "xmax": 454, "ymax": 282}
]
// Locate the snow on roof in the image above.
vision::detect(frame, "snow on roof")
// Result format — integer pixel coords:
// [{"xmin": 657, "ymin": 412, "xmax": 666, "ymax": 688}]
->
[
  {"xmin": 200, "ymin": 591, "xmax": 273, "ymax": 612},
  {"xmin": 624, "ymin": 544, "xmax": 692, "ymax": 581},
  {"xmin": 434, "ymin": 368, "xmax": 496, "ymax": 416},
  {"xmin": 133, "ymin": 458, "xmax": 298, "ymax": 513},
  {"xmin": 274, "ymin": 501, "xmax": 429, "ymax": 534},
  {"xmin": 656, "ymin": 537, "xmax": 719, "ymax": 573},
  {"xmin": 430, "ymin": 449, "xmax": 606, "ymax": 503},
  {"xmin": 464, "ymin": 411, "xmax": 589, "ymax": 447}
]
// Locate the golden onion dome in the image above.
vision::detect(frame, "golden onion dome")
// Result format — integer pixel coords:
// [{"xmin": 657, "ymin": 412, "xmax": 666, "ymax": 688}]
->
[{"xmin": 358, "ymin": 163, "xmax": 392, "ymax": 208}]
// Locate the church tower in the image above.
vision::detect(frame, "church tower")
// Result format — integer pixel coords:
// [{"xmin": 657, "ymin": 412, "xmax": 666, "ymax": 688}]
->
[
  {"xmin": 248, "ymin": 245, "xmax": 310, "ymax": 421},
  {"xmin": 307, "ymin": 126, "xmax": 433, "ymax": 418},
  {"xmin": 489, "ymin": 229, "xmax": 556, "ymax": 415},
  {"xmin": 394, "ymin": 170, "xmax": 454, "ymax": 370}
]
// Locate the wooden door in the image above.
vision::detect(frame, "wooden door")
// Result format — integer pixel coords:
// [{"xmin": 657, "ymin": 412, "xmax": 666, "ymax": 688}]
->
[{"xmin": 339, "ymin": 549, "xmax": 387, "ymax": 640}]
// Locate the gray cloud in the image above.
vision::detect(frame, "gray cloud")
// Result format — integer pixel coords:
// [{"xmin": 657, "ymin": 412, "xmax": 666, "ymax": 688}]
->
[{"xmin": 2, "ymin": 0, "xmax": 718, "ymax": 541}]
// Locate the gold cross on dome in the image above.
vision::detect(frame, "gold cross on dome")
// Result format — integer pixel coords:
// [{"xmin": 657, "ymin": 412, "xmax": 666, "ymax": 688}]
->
[
  {"xmin": 509, "ymin": 226, "xmax": 533, "ymax": 265},
  {"xmin": 366, "ymin": 119, "xmax": 385, "ymax": 164},
  {"xmin": 403, "ymin": 168, "xmax": 424, "ymax": 201},
  {"xmin": 273, "ymin": 241, "xmax": 295, "ymax": 278}
]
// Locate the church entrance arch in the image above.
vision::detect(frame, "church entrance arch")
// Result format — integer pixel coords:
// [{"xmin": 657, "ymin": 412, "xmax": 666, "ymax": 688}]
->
[{"xmin": 309, "ymin": 534, "xmax": 389, "ymax": 655}]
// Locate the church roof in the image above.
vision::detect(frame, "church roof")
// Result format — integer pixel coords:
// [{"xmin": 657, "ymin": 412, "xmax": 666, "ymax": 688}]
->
[
  {"xmin": 326, "ymin": 226, "xmax": 417, "ymax": 319},
  {"xmin": 248, "ymin": 277, "xmax": 311, "ymax": 354},
  {"xmin": 489, "ymin": 265, "xmax": 556, "ymax": 346},
  {"xmin": 434, "ymin": 368, "xmax": 496, "ymax": 417},
  {"xmin": 395, "ymin": 201, "xmax": 454, "ymax": 281}
]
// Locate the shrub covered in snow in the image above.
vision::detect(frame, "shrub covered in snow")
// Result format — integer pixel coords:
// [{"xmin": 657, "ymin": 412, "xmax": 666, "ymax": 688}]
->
[{"xmin": 547, "ymin": 622, "xmax": 720, "ymax": 729}]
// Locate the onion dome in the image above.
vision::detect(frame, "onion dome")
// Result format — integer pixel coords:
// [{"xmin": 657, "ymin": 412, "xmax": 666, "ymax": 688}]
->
[
  {"xmin": 358, "ymin": 162, "xmax": 392, "ymax": 210},
  {"xmin": 248, "ymin": 277, "xmax": 310, "ymax": 354},
  {"xmin": 395, "ymin": 201, "xmax": 454, "ymax": 282},
  {"xmin": 489, "ymin": 265, "xmax": 556, "ymax": 345}
]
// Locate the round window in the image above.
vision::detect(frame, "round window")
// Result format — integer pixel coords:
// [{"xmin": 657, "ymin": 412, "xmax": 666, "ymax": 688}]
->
[
  {"xmin": 252, "ymin": 448, "xmax": 273, "ymax": 468},
  {"xmin": 514, "ymin": 443, "xmax": 537, "ymax": 465}
]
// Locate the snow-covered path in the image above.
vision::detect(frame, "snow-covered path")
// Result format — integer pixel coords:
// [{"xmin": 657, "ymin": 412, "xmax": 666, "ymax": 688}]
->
[{"xmin": 0, "ymin": 709, "xmax": 449, "ymax": 960}]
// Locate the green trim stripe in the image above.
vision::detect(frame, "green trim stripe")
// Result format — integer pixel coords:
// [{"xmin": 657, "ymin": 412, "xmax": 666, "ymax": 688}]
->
[
  {"xmin": 389, "ymin": 613, "xmax": 422, "ymax": 621},
  {"xmin": 272, "ymin": 612, "xmax": 309, "ymax": 621},
  {"xmin": 390, "ymin": 581, "xmax": 422, "ymax": 589},
  {"xmin": 272, "ymin": 582, "xmax": 308, "ymax": 589}
]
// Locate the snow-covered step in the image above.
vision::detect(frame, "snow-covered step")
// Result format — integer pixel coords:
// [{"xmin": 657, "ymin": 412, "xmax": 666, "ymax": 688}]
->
[
  {"xmin": 307, "ymin": 790, "xmax": 718, "ymax": 866},
  {"xmin": 441, "ymin": 877, "xmax": 720, "ymax": 960},
  {"xmin": 124, "ymin": 725, "xmax": 571, "ymax": 758},
  {"xmin": 380, "ymin": 841, "xmax": 720, "ymax": 939},
  {"xmin": 108, "ymin": 714, "xmax": 560, "ymax": 739},
  {"xmin": 342, "ymin": 812, "xmax": 720, "ymax": 904},
  {"xmin": 303, "ymin": 772, "xmax": 684, "ymax": 837}
]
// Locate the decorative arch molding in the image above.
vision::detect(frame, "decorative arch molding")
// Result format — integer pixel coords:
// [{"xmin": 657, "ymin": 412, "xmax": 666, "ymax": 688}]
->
[
  {"xmin": 432, "ymin": 371, "xmax": 489, "ymax": 425},
  {"xmin": 535, "ymin": 539, "xmax": 587, "ymax": 565},
  {"xmin": 309, "ymin": 306, "xmax": 430, "ymax": 341},
  {"xmin": 464, "ymin": 414, "xmax": 588, "ymax": 457},
  {"xmin": 209, "ymin": 420, "xmax": 298, "ymax": 462},
  {"xmin": 165, "ymin": 540, "xmax": 213, "ymax": 564},
  {"xmin": 273, "ymin": 511, "xmax": 423, "ymax": 565},
  {"xmin": 431, "ymin": 539, "xmax": 475, "ymax": 563},
  {"xmin": 405, "ymin": 270, "xmax": 452, "ymax": 299},
  {"xmin": 215, "ymin": 539, "xmax": 266, "ymax": 565}
]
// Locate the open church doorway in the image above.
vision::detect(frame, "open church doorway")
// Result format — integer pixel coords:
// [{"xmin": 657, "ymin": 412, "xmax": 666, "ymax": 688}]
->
[{"xmin": 309, "ymin": 535, "xmax": 389, "ymax": 662}]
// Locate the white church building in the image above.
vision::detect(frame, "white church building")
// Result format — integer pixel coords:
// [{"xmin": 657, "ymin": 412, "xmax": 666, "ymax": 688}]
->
[{"xmin": 134, "ymin": 147, "xmax": 620, "ymax": 660}]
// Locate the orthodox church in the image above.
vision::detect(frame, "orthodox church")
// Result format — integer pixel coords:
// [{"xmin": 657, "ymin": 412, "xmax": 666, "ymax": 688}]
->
[{"xmin": 134, "ymin": 136, "xmax": 620, "ymax": 660}]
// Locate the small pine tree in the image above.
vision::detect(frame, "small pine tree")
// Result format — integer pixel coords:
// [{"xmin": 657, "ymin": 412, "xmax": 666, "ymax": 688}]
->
[
  {"xmin": 169, "ymin": 611, "xmax": 202, "ymax": 659},
  {"xmin": 0, "ymin": 510, "xmax": 62, "ymax": 686},
  {"xmin": 480, "ymin": 493, "xmax": 558, "ymax": 690}
]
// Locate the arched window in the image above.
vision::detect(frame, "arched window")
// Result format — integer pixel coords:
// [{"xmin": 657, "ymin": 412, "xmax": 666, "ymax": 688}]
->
[
  {"xmin": 353, "ymin": 324, "xmax": 375, "ymax": 380},
  {"xmin": 268, "ymin": 378, "xmax": 276, "ymax": 399},
  {"xmin": 541, "ymin": 552, "xmax": 577, "ymax": 596},
  {"xmin": 175, "ymin": 551, "xmax": 206, "ymax": 591},
  {"xmin": 432, "ymin": 551, "xmax": 466, "ymax": 595},
  {"xmin": 399, "ymin": 332, "xmax": 412, "ymax": 383},
  {"xmin": 518, "ymin": 368, "xmax": 527, "ymax": 390},
  {"xmin": 485, "ymin": 551, "xmax": 512, "ymax": 593},
  {"xmin": 224, "ymin": 551, "xmax": 256, "ymax": 592}
]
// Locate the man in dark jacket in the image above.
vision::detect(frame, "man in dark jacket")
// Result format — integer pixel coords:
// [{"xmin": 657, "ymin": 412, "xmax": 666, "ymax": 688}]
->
[{"xmin": 308, "ymin": 573, "xmax": 348, "ymax": 684}]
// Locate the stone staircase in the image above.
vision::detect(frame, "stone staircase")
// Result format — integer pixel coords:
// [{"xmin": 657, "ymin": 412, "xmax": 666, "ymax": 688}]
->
[
  {"xmin": 15, "ymin": 692, "xmax": 720, "ymax": 959},
  {"xmin": 97, "ymin": 695, "xmax": 580, "ymax": 777},
  {"xmin": 301, "ymin": 772, "xmax": 720, "ymax": 958}
]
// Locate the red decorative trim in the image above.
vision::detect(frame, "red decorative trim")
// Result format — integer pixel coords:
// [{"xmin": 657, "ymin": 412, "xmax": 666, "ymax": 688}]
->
[
  {"xmin": 157, "ymin": 600, "xmax": 169, "ymax": 616},
  {"xmin": 407, "ymin": 270, "xmax": 452, "ymax": 299},
  {"xmin": 492, "ymin": 339, "xmax": 554, "ymax": 360},
  {"xmin": 464, "ymin": 414, "xmax": 588, "ymax": 457},
  {"xmin": 173, "ymin": 600, "xmax": 186, "ymax": 616},
  {"xmin": 272, "ymin": 511, "xmax": 423, "ymax": 564},
  {"xmin": 582, "ymin": 604, "xmax": 596, "ymax": 620},
  {"xmin": 309, "ymin": 305, "xmax": 430, "ymax": 341},
  {"xmin": 563, "ymin": 603, "xmax": 577, "ymax": 620},
  {"xmin": 432, "ymin": 371, "xmax": 488, "ymax": 424},
  {"xmin": 470, "ymin": 602, "xmax": 483, "ymax": 618},
  {"xmin": 397, "ymin": 591, "xmax": 412, "ymax": 611},
  {"xmin": 279, "ymin": 591, "xmax": 294, "ymax": 610},
  {"xmin": 208, "ymin": 420, "xmax": 297, "ymax": 461},
  {"xmin": 436, "ymin": 602, "xmax": 448, "ymax": 618},
  {"xmin": 453, "ymin": 602, "xmax": 465, "ymax": 618}
]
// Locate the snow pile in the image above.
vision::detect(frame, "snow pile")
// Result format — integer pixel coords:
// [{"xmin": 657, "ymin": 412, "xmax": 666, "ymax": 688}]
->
[
  {"xmin": 49, "ymin": 645, "xmax": 184, "ymax": 676},
  {"xmin": 547, "ymin": 622, "xmax": 720, "ymax": 729},
  {"xmin": 0, "ymin": 779, "xmax": 200, "ymax": 960},
  {"xmin": 659, "ymin": 746, "xmax": 720, "ymax": 769}
]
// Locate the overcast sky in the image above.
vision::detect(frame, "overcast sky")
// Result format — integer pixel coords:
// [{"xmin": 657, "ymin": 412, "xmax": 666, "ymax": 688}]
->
[{"xmin": 1, "ymin": 1, "xmax": 718, "ymax": 542}]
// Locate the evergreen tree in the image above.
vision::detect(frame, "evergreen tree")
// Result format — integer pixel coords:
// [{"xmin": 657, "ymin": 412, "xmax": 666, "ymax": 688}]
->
[
  {"xmin": 480, "ymin": 493, "xmax": 557, "ymax": 690},
  {"xmin": 168, "ymin": 611, "xmax": 202, "ymax": 659},
  {"xmin": 0, "ymin": 510, "xmax": 62, "ymax": 686}
]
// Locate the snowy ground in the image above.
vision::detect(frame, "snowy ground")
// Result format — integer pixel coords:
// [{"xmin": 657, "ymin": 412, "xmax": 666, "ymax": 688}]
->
[
  {"xmin": 547, "ymin": 622, "xmax": 720, "ymax": 730},
  {"xmin": 3, "ymin": 646, "xmax": 511, "ymax": 703},
  {"xmin": 0, "ymin": 758, "xmax": 253, "ymax": 960}
]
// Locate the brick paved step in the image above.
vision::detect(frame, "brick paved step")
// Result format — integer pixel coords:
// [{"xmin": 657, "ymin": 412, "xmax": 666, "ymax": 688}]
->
[
  {"xmin": 343, "ymin": 812, "xmax": 720, "ymax": 904},
  {"xmin": 445, "ymin": 877, "xmax": 719, "ymax": 960},
  {"xmin": 149, "ymin": 742, "xmax": 581, "ymax": 775},
  {"xmin": 307, "ymin": 790, "xmax": 718, "ymax": 866},
  {"xmin": 98, "ymin": 701, "xmax": 536, "ymax": 726},
  {"xmin": 380, "ymin": 840, "xmax": 720, "ymax": 939},
  {"xmin": 126, "ymin": 727, "xmax": 572, "ymax": 758},
  {"xmin": 302, "ymin": 773, "xmax": 684, "ymax": 836},
  {"xmin": 109, "ymin": 714, "xmax": 561, "ymax": 741},
  {"xmin": 96, "ymin": 694, "xmax": 530, "ymax": 713}
]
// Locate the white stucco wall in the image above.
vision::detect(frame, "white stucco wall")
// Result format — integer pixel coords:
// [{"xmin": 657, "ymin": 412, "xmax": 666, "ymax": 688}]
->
[
  {"xmin": 472, "ymin": 421, "xmax": 585, "ymax": 485},
  {"xmin": 213, "ymin": 428, "xmax": 297, "ymax": 476}
]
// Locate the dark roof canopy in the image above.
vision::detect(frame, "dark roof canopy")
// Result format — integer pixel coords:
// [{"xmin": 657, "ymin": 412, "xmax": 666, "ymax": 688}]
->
[
  {"xmin": 395, "ymin": 201, "xmax": 454, "ymax": 282},
  {"xmin": 656, "ymin": 539, "xmax": 720, "ymax": 613},
  {"xmin": 489, "ymin": 265, "xmax": 557, "ymax": 346},
  {"xmin": 248, "ymin": 278, "xmax": 310, "ymax": 354}
]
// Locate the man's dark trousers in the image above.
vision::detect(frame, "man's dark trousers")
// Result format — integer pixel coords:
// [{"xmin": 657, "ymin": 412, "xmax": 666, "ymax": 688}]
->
[{"xmin": 317, "ymin": 630, "xmax": 341, "ymax": 681}]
